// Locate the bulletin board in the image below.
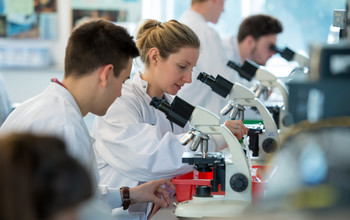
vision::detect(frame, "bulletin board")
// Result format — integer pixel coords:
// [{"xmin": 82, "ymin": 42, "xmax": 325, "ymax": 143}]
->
[
  {"xmin": 71, "ymin": 0, "xmax": 141, "ymax": 29},
  {"xmin": 0, "ymin": 0, "xmax": 57, "ymax": 39}
]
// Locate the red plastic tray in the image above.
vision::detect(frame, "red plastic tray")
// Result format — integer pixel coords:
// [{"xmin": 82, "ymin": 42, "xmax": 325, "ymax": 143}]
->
[{"xmin": 172, "ymin": 165, "xmax": 272, "ymax": 204}]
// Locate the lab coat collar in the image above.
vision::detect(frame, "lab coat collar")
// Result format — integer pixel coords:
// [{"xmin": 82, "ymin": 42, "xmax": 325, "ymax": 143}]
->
[
  {"xmin": 184, "ymin": 9, "xmax": 207, "ymax": 24},
  {"xmin": 133, "ymin": 71, "xmax": 149, "ymax": 94},
  {"xmin": 47, "ymin": 82, "xmax": 84, "ymax": 117}
]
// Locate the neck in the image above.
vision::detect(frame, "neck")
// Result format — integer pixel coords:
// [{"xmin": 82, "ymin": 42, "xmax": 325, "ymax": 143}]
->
[
  {"xmin": 191, "ymin": 3, "xmax": 210, "ymax": 22},
  {"xmin": 238, "ymin": 43, "xmax": 249, "ymax": 64},
  {"xmin": 141, "ymin": 71, "xmax": 164, "ymax": 98},
  {"xmin": 62, "ymin": 77, "xmax": 91, "ymax": 117}
]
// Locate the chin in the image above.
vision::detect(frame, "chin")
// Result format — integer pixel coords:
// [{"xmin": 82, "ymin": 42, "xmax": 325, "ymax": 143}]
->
[
  {"xmin": 169, "ymin": 90, "xmax": 179, "ymax": 96},
  {"xmin": 95, "ymin": 108, "xmax": 108, "ymax": 116}
]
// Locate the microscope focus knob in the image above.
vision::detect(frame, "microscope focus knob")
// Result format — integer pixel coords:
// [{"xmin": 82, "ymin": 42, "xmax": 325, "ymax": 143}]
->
[
  {"xmin": 229, "ymin": 173, "xmax": 248, "ymax": 192},
  {"xmin": 281, "ymin": 113, "xmax": 293, "ymax": 127},
  {"xmin": 262, "ymin": 138, "xmax": 278, "ymax": 153}
]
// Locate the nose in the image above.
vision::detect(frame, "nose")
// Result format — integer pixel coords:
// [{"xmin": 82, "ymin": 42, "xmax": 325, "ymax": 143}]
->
[{"xmin": 183, "ymin": 70, "xmax": 192, "ymax": 84}]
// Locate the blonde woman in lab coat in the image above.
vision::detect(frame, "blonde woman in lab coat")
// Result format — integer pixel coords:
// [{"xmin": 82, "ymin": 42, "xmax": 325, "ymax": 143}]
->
[{"xmin": 92, "ymin": 19, "xmax": 248, "ymax": 220}]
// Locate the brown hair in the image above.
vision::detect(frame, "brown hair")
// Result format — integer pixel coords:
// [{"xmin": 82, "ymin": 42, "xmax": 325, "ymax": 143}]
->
[
  {"xmin": 65, "ymin": 19, "xmax": 139, "ymax": 78},
  {"xmin": 0, "ymin": 133, "xmax": 92, "ymax": 220},
  {"xmin": 191, "ymin": 0, "xmax": 208, "ymax": 4},
  {"xmin": 136, "ymin": 19, "xmax": 200, "ymax": 67},
  {"xmin": 238, "ymin": 14, "xmax": 283, "ymax": 43}
]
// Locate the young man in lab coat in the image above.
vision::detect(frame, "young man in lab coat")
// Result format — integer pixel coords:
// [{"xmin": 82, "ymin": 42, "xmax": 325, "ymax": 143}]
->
[
  {"xmin": 0, "ymin": 19, "xmax": 174, "ymax": 219},
  {"xmin": 178, "ymin": 0, "xmax": 252, "ymax": 123},
  {"xmin": 222, "ymin": 14, "xmax": 283, "ymax": 66}
]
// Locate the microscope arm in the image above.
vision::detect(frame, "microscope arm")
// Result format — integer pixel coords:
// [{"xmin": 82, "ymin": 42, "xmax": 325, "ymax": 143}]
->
[
  {"xmin": 227, "ymin": 83, "xmax": 278, "ymax": 133},
  {"xmin": 228, "ymin": 60, "xmax": 289, "ymax": 109},
  {"xmin": 293, "ymin": 53, "xmax": 309, "ymax": 68},
  {"xmin": 191, "ymin": 106, "xmax": 251, "ymax": 202},
  {"xmin": 255, "ymin": 68, "xmax": 289, "ymax": 110},
  {"xmin": 270, "ymin": 45, "xmax": 309, "ymax": 68}
]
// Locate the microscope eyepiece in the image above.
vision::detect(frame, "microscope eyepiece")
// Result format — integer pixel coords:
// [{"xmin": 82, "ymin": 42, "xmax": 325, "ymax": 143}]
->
[
  {"xmin": 197, "ymin": 72, "xmax": 217, "ymax": 91},
  {"xmin": 270, "ymin": 45, "xmax": 295, "ymax": 61},
  {"xmin": 150, "ymin": 97, "xmax": 171, "ymax": 114},
  {"xmin": 197, "ymin": 72, "xmax": 233, "ymax": 98},
  {"xmin": 279, "ymin": 47, "xmax": 295, "ymax": 61},
  {"xmin": 150, "ymin": 96, "xmax": 195, "ymax": 128},
  {"xmin": 227, "ymin": 61, "xmax": 241, "ymax": 72},
  {"xmin": 150, "ymin": 96, "xmax": 162, "ymax": 109},
  {"xmin": 227, "ymin": 60, "xmax": 258, "ymax": 81}
]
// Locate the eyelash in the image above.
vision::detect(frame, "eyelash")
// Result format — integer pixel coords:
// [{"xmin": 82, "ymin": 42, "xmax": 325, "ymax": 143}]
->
[{"xmin": 178, "ymin": 65, "xmax": 186, "ymax": 70}]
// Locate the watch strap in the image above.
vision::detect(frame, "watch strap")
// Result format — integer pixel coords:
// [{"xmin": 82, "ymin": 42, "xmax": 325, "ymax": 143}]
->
[{"xmin": 120, "ymin": 186, "xmax": 131, "ymax": 210}]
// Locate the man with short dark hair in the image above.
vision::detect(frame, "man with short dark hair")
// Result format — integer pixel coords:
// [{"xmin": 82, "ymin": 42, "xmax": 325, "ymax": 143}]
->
[
  {"xmin": 222, "ymin": 14, "xmax": 283, "ymax": 65},
  {"xmin": 0, "ymin": 20, "xmax": 174, "ymax": 218}
]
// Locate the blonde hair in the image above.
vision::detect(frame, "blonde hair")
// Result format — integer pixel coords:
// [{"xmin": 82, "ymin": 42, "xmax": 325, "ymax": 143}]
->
[{"xmin": 136, "ymin": 19, "xmax": 200, "ymax": 67}]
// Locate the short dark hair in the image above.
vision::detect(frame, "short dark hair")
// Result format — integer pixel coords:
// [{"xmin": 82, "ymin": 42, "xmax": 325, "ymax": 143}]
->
[
  {"xmin": 0, "ymin": 133, "xmax": 93, "ymax": 220},
  {"xmin": 65, "ymin": 19, "xmax": 139, "ymax": 78},
  {"xmin": 238, "ymin": 14, "xmax": 283, "ymax": 43}
]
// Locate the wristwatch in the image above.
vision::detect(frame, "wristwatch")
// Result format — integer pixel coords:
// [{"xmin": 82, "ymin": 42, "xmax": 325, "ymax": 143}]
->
[{"xmin": 120, "ymin": 186, "xmax": 131, "ymax": 210}]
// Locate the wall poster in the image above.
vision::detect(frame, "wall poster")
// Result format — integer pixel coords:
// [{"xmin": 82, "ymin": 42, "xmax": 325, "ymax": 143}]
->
[{"xmin": 0, "ymin": 0, "xmax": 57, "ymax": 39}]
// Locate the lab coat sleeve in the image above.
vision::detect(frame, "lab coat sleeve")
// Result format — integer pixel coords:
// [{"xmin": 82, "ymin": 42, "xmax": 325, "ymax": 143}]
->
[
  {"xmin": 93, "ymin": 97, "xmax": 194, "ymax": 182},
  {"xmin": 61, "ymin": 118, "xmax": 123, "ymax": 209},
  {"xmin": 0, "ymin": 74, "xmax": 13, "ymax": 126},
  {"xmin": 96, "ymin": 185, "xmax": 122, "ymax": 209}
]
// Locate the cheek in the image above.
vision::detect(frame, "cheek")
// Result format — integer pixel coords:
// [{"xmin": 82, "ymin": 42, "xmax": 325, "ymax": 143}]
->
[
  {"xmin": 257, "ymin": 46, "xmax": 269, "ymax": 59},
  {"xmin": 160, "ymin": 69, "xmax": 176, "ymax": 85}
]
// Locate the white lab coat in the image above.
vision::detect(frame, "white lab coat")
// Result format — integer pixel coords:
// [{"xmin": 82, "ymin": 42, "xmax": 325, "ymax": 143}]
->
[
  {"xmin": 92, "ymin": 72, "xmax": 218, "ymax": 220},
  {"xmin": 222, "ymin": 35, "xmax": 243, "ymax": 64},
  {"xmin": 0, "ymin": 82, "xmax": 122, "ymax": 213},
  {"xmin": 177, "ymin": 10, "xmax": 252, "ymax": 123},
  {"xmin": 0, "ymin": 74, "xmax": 12, "ymax": 126}
]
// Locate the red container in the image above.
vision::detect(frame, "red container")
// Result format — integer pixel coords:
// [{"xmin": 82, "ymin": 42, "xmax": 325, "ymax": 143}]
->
[
  {"xmin": 172, "ymin": 165, "xmax": 274, "ymax": 204},
  {"xmin": 172, "ymin": 171, "xmax": 224, "ymax": 202}
]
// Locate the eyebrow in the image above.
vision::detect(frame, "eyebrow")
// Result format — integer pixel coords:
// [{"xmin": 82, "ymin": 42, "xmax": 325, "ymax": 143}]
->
[{"xmin": 179, "ymin": 59, "xmax": 192, "ymax": 65}]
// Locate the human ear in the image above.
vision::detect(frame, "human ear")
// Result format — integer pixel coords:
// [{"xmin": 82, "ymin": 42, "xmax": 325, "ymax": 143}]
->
[
  {"xmin": 100, "ymin": 64, "xmax": 113, "ymax": 87},
  {"xmin": 148, "ymin": 48, "xmax": 160, "ymax": 65},
  {"xmin": 246, "ymin": 35, "xmax": 256, "ymax": 49}
]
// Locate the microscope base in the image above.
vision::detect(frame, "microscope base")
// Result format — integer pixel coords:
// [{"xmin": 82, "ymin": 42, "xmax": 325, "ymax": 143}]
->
[{"xmin": 175, "ymin": 196, "xmax": 250, "ymax": 218}]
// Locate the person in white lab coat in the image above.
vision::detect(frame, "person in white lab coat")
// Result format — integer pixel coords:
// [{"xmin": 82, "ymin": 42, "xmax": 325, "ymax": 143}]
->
[
  {"xmin": 0, "ymin": 20, "xmax": 174, "ymax": 219},
  {"xmin": 0, "ymin": 133, "xmax": 93, "ymax": 220},
  {"xmin": 0, "ymin": 73, "xmax": 13, "ymax": 126},
  {"xmin": 92, "ymin": 19, "xmax": 248, "ymax": 220},
  {"xmin": 222, "ymin": 14, "xmax": 283, "ymax": 66},
  {"xmin": 177, "ymin": 0, "xmax": 253, "ymax": 123}
]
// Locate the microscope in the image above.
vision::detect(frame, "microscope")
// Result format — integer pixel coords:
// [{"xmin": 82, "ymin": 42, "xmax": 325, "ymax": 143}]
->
[
  {"xmin": 227, "ymin": 60, "xmax": 292, "ymax": 130},
  {"xmin": 270, "ymin": 45, "xmax": 309, "ymax": 69},
  {"xmin": 269, "ymin": 45, "xmax": 310, "ymax": 82},
  {"xmin": 197, "ymin": 72, "xmax": 279, "ymax": 163},
  {"xmin": 150, "ymin": 96, "xmax": 252, "ymax": 218}
]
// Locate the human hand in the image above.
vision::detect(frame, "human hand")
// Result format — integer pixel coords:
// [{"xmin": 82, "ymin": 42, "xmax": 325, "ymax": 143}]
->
[
  {"xmin": 224, "ymin": 120, "xmax": 249, "ymax": 140},
  {"xmin": 129, "ymin": 178, "xmax": 175, "ymax": 208}
]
